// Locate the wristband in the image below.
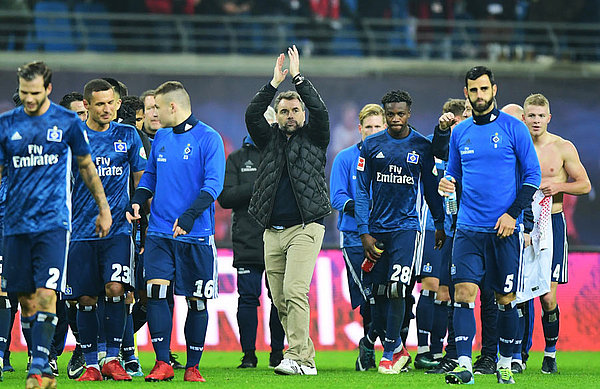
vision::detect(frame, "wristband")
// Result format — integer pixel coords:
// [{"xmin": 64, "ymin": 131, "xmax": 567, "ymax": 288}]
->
[{"xmin": 292, "ymin": 73, "xmax": 305, "ymax": 85}]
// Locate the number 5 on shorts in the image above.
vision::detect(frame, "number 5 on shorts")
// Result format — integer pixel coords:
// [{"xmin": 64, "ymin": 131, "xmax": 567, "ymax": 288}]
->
[{"xmin": 503, "ymin": 274, "xmax": 514, "ymax": 293}]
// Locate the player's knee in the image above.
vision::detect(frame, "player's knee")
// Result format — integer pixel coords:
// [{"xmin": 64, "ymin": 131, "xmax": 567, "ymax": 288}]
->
[
  {"xmin": 78, "ymin": 295, "xmax": 98, "ymax": 306},
  {"xmin": 36, "ymin": 288, "xmax": 57, "ymax": 311},
  {"xmin": 454, "ymin": 284, "xmax": 477, "ymax": 303},
  {"xmin": 540, "ymin": 294, "xmax": 556, "ymax": 311},
  {"xmin": 238, "ymin": 293, "xmax": 260, "ymax": 308},
  {"xmin": 124, "ymin": 291, "xmax": 134, "ymax": 304},
  {"xmin": 421, "ymin": 277, "xmax": 439, "ymax": 291},
  {"xmin": 495, "ymin": 292, "xmax": 516, "ymax": 306},
  {"xmin": 437, "ymin": 286, "xmax": 450, "ymax": 301},
  {"xmin": 147, "ymin": 283, "xmax": 168, "ymax": 300},
  {"xmin": 186, "ymin": 297, "xmax": 207, "ymax": 312},
  {"xmin": 386, "ymin": 281, "xmax": 406, "ymax": 299},
  {"xmin": 105, "ymin": 282, "xmax": 125, "ymax": 298}
]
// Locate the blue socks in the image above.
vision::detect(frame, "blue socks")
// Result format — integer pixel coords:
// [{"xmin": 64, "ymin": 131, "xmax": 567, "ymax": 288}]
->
[
  {"xmin": 122, "ymin": 304, "xmax": 136, "ymax": 362},
  {"xmin": 431, "ymin": 299, "xmax": 450, "ymax": 357},
  {"xmin": 0, "ymin": 296, "xmax": 12, "ymax": 360},
  {"xmin": 382, "ymin": 297, "xmax": 405, "ymax": 360},
  {"xmin": 29, "ymin": 312, "xmax": 58, "ymax": 376},
  {"xmin": 497, "ymin": 302, "xmax": 518, "ymax": 360},
  {"xmin": 513, "ymin": 303, "xmax": 526, "ymax": 360},
  {"xmin": 453, "ymin": 302, "xmax": 476, "ymax": 360},
  {"xmin": 104, "ymin": 296, "xmax": 126, "ymax": 359},
  {"xmin": 237, "ymin": 301, "xmax": 258, "ymax": 353},
  {"xmin": 185, "ymin": 299, "xmax": 208, "ymax": 368},
  {"xmin": 147, "ymin": 297, "xmax": 171, "ymax": 363},
  {"xmin": 542, "ymin": 306, "xmax": 560, "ymax": 353},
  {"xmin": 416, "ymin": 289, "xmax": 435, "ymax": 351},
  {"xmin": 77, "ymin": 304, "xmax": 99, "ymax": 367}
]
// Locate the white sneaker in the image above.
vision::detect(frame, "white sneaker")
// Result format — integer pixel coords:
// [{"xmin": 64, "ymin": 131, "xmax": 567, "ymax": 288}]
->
[
  {"xmin": 274, "ymin": 358, "xmax": 302, "ymax": 375},
  {"xmin": 300, "ymin": 365, "xmax": 317, "ymax": 375}
]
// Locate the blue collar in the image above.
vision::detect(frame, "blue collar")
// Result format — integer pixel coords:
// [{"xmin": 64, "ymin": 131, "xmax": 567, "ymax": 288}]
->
[
  {"xmin": 173, "ymin": 114, "xmax": 199, "ymax": 134},
  {"xmin": 473, "ymin": 108, "xmax": 500, "ymax": 125}
]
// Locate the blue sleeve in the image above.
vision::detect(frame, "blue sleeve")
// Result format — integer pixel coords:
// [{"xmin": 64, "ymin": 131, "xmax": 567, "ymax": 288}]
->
[
  {"xmin": 129, "ymin": 129, "xmax": 147, "ymax": 173},
  {"xmin": 422, "ymin": 148, "xmax": 445, "ymax": 230},
  {"xmin": 137, "ymin": 135, "xmax": 157, "ymax": 193},
  {"xmin": 330, "ymin": 152, "xmax": 353, "ymax": 212},
  {"xmin": 432, "ymin": 125, "xmax": 451, "ymax": 161},
  {"xmin": 514, "ymin": 122, "xmax": 541, "ymax": 189},
  {"xmin": 0, "ymin": 123, "xmax": 5, "ymax": 167},
  {"xmin": 68, "ymin": 119, "xmax": 92, "ymax": 157},
  {"xmin": 445, "ymin": 129, "xmax": 462, "ymax": 182},
  {"xmin": 199, "ymin": 131, "xmax": 226, "ymax": 201},
  {"xmin": 355, "ymin": 145, "xmax": 371, "ymax": 236}
]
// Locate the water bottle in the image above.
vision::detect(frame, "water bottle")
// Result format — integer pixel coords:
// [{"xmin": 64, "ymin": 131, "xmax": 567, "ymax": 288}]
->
[
  {"xmin": 361, "ymin": 241, "xmax": 384, "ymax": 273},
  {"xmin": 444, "ymin": 175, "xmax": 458, "ymax": 215}
]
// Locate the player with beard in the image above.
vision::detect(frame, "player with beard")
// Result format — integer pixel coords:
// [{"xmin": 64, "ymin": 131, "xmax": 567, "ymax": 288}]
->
[
  {"xmin": 440, "ymin": 66, "xmax": 541, "ymax": 385},
  {"xmin": 0, "ymin": 61, "xmax": 112, "ymax": 389}
]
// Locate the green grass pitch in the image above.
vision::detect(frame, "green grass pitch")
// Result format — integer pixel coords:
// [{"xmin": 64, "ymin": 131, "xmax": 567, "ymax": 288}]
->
[{"xmin": 2, "ymin": 350, "xmax": 600, "ymax": 388}]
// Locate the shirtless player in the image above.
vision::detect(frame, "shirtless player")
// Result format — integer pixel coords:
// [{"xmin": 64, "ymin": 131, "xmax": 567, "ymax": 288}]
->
[{"xmin": 522, "ymin": 93, "xmax": 591, "ymax": 374}]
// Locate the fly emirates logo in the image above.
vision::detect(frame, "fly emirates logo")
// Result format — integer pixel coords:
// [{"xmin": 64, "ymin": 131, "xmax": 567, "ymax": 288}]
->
[
  {"xmin": 376, "ymin": 164, "xmax": 414, "ymax": 185},
  {"xmin": 95, "ymin": 156, "xmax": 124, "ymax": 177},
  {"xmin": 12, "ymin": 144, "xmax": 59, "ymax": 168}
]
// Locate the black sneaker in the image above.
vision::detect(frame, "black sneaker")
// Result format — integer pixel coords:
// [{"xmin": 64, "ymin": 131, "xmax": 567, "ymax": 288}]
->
[
  {"xmin": 426, "ymin": 356, "xmax": 458, "ymax": 374},
  {"xmin": 414, "ymin": 352, "xmax": 440, "ymax": 370},
  {"xmin": 541, "ymin": 356, "xmax": 558, "ymax": 374},
  {"xmin": 496, "ymin": 367, "xmax": 516, "ymax": 384},
  {"xmin": 445, "ymin": 366, "xmax": 475, "ymax": 384},
  {"xmin": 67, "ymin": 344, "xmax": 85, "ymax": 379},
  {"xmin": 269, "ymin": 350, "xmax": 283, "ymax": 369},
  {"xmin": 355, "ymin": 337, "xmax": 376, "ymax": 371},
  {"xmin": 473, "ymin": 354, "xmax": 496, "ymax": 375},
  {"xmin": 511, "ymin": 360, "xmax": 523, "ymax": 374},
  {"xmin": 237, "ymin": 353, "xmax": 258, "ymax": 368},
  {"xmin": 169, "ymin": 352, "xmax": 184, "ymax": 370},
  {"xmin": 48, "ymin": 358, "xmax": 59, "ymax": 377}
]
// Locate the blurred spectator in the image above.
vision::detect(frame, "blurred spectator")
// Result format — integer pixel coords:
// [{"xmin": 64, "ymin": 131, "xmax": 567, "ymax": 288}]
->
[
  {"xmin": 145, "ymin": 0, "xmax": 199, "ymax": 51},
  {"xmin": 466, "ymin": 0, "xmax": 517, "ymax": 60},
  {"xmin": 330, "ymin": 101, "xmax": 359, "ymax": 157},
  {"xmin": 0, "ymin": 0, "xmax": 32, "ymax": 51},
  {"xmin": 410, "ymin": 0, "xmax": 455, "ymax": 59}
]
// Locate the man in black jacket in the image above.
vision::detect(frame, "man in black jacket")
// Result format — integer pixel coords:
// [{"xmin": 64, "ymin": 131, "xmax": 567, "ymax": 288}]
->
[
  {"xmin": 245, "ymin": 45, "xmax": 331, "ymax": 376},
  {"xmin": 218, "ymin": 107, "xmax": 285, "ymax": 370}
]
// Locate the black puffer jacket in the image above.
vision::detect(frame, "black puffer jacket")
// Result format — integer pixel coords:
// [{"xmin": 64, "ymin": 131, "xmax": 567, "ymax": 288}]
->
[
  {"xmin": 217, "ymin": 137, "xmax": 264, "ymax": 267},
  {"xmin": 246, "ymin": 79, "xmax": 331, "ymax": 228}
]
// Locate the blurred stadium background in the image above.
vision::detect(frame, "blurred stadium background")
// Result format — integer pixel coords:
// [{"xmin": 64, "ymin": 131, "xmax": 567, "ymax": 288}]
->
[{"xmin": 0, "ymin": 0, "xmax": 599, "ymax": 353}]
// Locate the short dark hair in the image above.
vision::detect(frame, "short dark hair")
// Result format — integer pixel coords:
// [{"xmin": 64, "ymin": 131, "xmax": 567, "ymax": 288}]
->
[
  {"xmin": 442, "ymin": 98, "xmax": 466, "ymax": 116},
  {"xmin": 83, "ymin": 79, "xmax": 114, "ymax": 102},
  {"xmin": 274, "ymin": 91, "xmax": 305, "ymax": 112},
  {"xmin": 465, "ymin": 66, "xmax": 495, "ymax": 87},
  {"xmin": 59, "ymin": 92, "xmax": 84, "ymax": 109},
  {"xmin": 102, "ymin": 77, "xmax": 128, "ymax": 99},
  {"xmin": 381, "ymin": 90, "xmax": 412, "ymax": 108},
  {"xmin": 154, "ymin": 81, "xmax": 185, "ymax": 96},
  {"xmin": 121, "ymin": 95, "xmax": 144, "ymax": 113},
  {"xmin": 17, "ymin": 61, "xmax": 52, "ymax": 88}
]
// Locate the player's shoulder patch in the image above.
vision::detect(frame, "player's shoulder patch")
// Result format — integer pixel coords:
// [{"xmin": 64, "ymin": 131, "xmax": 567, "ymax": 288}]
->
[{"xmin": 139, "ymin": 146, "xmax": 147, "ymax": 160}]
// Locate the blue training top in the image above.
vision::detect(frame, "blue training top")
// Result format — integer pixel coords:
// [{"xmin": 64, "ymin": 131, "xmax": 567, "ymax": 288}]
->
[
  {"xmin": 446, "ymin": 108, "xmax": 541, "ymax": 232},
  {"xmin": 355, "ymin": 128, "xmax": 444, "ymax": 235},
  {"xmin": 0, "ymin": 102, "xmax": 91, "ymax": 235},
  {"xmin": 330, "ymin": 141, "xmax": 363, "ymax": 247},
  {"xmin": 138, "ymin": 116, "xmax": 225, "ymax": 239},
  {"xmin": 71, "ymin": 121, "xmax": 147, "ymax": 240}
]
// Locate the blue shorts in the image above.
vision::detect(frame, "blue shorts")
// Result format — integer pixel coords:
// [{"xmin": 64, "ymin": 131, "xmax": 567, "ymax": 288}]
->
[
  {"xmin": 65, "ymin": 235, "xmax": 134, "ymax": 298},
  {"xmin": 451, "ymin": 229, "xmax": 522, "ymax": 294},
  {"xmin": 342, "ymin": 245, "xmax": 367, "ymax": 309},
  {"xmin": 363, "ymin": 230, "xmax": 419, "ymax": 290},
  {"xmin": 551, "ymin": 212, "xmax": 568, "ymax": 284},
  {"xmin": 144, "ymin": 234, "xmax": 218, "ymax": 298},
  {"xmin": 2, "ymin": 229, "xmax": 69, "ymax": 294},
  {"xmin": 421, "ymin": 231, "xmax": 454, "ymax": 287}
]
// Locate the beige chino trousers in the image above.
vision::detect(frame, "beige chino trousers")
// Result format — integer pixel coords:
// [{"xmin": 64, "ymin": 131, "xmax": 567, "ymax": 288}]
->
[{"xmin": 263, "ymin": 222, "xmax": 325, "ymax": 368}]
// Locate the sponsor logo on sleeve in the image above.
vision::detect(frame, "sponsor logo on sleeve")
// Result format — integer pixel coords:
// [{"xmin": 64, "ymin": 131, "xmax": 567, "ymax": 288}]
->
[{"xmin": 357, "ymin": 156, "xmax": 365, "ymax": 171}]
